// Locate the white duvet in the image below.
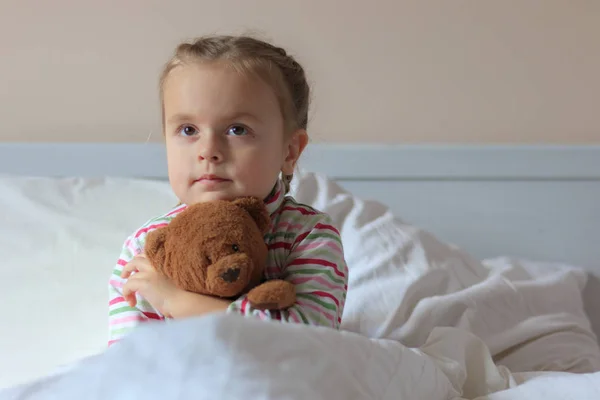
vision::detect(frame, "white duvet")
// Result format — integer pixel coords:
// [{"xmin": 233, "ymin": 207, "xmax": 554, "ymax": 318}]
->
[{"xmin": 2, "ymin": 313, "xmax": 599, "ymax": 400}]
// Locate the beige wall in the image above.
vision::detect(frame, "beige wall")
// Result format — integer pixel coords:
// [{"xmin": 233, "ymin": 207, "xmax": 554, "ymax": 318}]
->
[{"xmin": 1, "ymin": 0, "xmax": 598, "ymax": 144}]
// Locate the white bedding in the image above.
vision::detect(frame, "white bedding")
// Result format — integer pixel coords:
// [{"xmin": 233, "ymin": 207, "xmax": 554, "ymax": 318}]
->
[
  {"xmin": 1, "ymin": 172, "xmax": 599, "ymax": 398},
  {"xmin": 2, "ymin": 314, "xmax": 599, "ymax": 400}
]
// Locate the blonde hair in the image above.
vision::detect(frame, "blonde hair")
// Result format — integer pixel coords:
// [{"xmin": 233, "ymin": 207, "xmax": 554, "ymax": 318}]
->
[{"xmin": 159, "ymin": 35, "xmax": 310, "ymax": 194}]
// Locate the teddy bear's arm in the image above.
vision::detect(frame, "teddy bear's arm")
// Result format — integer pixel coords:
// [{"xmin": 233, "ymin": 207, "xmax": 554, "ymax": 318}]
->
[
  {"xmin": 227, "ymin": 212, "xmax": 348, "ymax": 329},
  {"xmin": 247, "ymin": 280, "xmax": 296, "ymax": 310}
]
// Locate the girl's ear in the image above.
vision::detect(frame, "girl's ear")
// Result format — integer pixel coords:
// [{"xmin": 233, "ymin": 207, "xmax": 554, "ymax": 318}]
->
[
  {"xmin": 282, "ymin": 129, "xmax": 309, "ymax": 175},
  {"xmin": 232, "ymin": 197, "xmax": 271, "ymax": 234}
]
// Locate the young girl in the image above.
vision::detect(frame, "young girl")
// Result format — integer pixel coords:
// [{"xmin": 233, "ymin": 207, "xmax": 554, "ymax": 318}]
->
[{"xmin": 108, "ymin": 35, "xmax": 348, "ymax": 345}]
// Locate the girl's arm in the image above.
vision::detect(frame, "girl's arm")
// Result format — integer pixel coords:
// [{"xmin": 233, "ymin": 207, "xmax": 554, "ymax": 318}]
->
[
  {"xmin": 166, "ymin": 291, "xmax": 230, "ymax": 319},
  {"xmin": 227, "ymin": 213, "xmax": 348, "ymax": 328},
  {"xmin": 108, "ymin": 236, "xmax": 164, "ymax": 346},
  {"xmin": 112, "ymin": 239, "xmax": 229, "ymax": 332}
]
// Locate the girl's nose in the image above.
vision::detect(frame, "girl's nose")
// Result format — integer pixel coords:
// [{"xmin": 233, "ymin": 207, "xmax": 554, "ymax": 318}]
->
[{"xmin": 197, "ymin": 134, "xmax": 224, "ymax": 163}]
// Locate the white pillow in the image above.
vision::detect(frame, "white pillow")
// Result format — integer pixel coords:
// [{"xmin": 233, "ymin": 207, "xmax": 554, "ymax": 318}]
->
[
  {"xmin": 290, "ymin": 170, "xmax": 600, "ymax": 374},
  {"xmin": 0, "ymin": 175, "xmax": 177, "ymax": 388}
]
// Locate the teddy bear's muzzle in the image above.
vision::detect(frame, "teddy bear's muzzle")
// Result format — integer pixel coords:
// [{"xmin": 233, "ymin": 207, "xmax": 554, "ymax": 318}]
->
[
  {"xmin": 206, "ymin": 253, "xmax": 253, "ymax": 297},
  {"xmin": 220, "ymin": 267, "xmax": 241, "ymax": 283}
]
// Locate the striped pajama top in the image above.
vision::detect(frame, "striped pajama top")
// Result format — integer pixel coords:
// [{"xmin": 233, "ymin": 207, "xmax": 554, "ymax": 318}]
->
[{"xmin": 108, "ymin": 178, "xmax": 348, "ymax": 345}]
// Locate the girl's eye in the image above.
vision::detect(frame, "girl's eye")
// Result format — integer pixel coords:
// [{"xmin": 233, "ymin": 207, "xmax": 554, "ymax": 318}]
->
[
  {"xmin": 227, "ymin": 125, "xmax": 248, "ymax": 136},
  {"xmin": 179, "ymin": 125, "xmax": 198, "ymax": 137}
]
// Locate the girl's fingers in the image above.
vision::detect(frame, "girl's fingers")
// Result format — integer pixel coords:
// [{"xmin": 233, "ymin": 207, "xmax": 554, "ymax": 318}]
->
[
  {"xmin": 122, "ymin": 278, "xmax": 139, "ymax": 307},
  {"xmin": 121, "ymin": 255, "xmax": 151, "ymax": 278},
  {"xmin": 124, "ymin": 294, "xmax": 137, "ymax": 307},
  {"xmin": 121, "ymin": 261, "xmax": 139, "ymax": 279},
  {"xmin": 132, "ymin": 255, "xmax": 152, "ymax": 271}
]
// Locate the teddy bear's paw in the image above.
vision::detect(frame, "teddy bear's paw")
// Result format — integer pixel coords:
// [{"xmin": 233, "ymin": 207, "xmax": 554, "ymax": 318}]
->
[{"xmin": 247, "ymin": 280, "xmax": 296, "ymax": 310}]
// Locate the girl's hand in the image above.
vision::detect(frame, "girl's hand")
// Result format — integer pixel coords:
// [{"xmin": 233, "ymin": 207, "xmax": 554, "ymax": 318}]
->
[{"xmin": 121, "ymin": 253, "xmax": 180, "ymax": 318}]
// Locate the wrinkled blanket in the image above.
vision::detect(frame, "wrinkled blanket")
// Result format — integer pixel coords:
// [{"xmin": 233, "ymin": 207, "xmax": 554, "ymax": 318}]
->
[{"xmin": 2, "ymin": 313, "xmax": 600, "ymax": 400}]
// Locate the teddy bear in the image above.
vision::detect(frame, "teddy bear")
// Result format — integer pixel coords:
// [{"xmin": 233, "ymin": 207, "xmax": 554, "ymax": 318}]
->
[{"xmin": 144, "ymin": 196, "xmax": 296, "ymax": 311}]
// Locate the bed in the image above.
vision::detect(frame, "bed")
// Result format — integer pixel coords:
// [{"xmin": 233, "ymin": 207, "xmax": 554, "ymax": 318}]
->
[{"xmin": 0, "ymin": 143, "xmax": 599, "ymax": 399}]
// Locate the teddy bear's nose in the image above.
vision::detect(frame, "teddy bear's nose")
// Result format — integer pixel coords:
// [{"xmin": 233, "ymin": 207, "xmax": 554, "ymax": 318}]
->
[{"xmin": 220, "ymin": 267, "xmax": 241, "ymax": 283}]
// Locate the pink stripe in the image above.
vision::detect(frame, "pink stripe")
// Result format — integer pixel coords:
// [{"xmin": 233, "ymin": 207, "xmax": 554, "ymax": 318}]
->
[
  {"xmin": 274, "ymin": 221, "xmax": 304, "ymax": 231},
  {"xmin": 109, "ymin": 279, "xmax": 123, "ymax": 288},
  {"xmin": 109, "ymin": 296, "xmax": 125, "ymax": 306},
  {"xmin": 311, "ymin": 290, "xmax": 341, "ymax": 307},
  {"xmin": 258, "ymin": 310, "xmax": 281, "ymax": 321},
  {"xmin": 281, "ymin": 206, "xmax": 317, "ymax": 216},
  {"xmin": 293, "ymin": 240, "xmax": 343, "ymax": 255},
  {"xmin": 289, "ymin": 276, "xmax": 341, "ymax": 291},
  {"xmin": 142, "ymin": 311, "xmax": 162, "ymax": 320},
  {"xmin": 134, "ymin": 223, "xmax": 169, "ymax": 238},
  {"xmin": 240, "ymin": 297, "xmax": 249, "ymax": 314},
  {"xmin": 268, "ymin": 242, "xmax": 291, "ymax": 251},
  {"xmin": 314, "ymin": 223, "xmax": 341, "ymax": 235},
  {"xmin": 288, "ymin": 258, "xmax": 345, "ymax": 277},
  {"xmin": 110, "ymin": 315, "xmax": 147, "ymax": 325},
  {"xmin": 296, "ymin": 300, "xmax": 335, "ymax": 323},
  {"xmin": 108, "ymin": 340, "xmax": 118, "ymax": 347},
  {"xmin": 265, "ymin": 190, "xmax": 280, "ymax": 205},
  {"xmin": 291, "ymin": 231, "xmax": 310, "ymax": 247},
  {"xmin": 288, "ymin": 310, "xmax": 301, "ymax": 323},
  {"xmin": 117, "ymin": 258, "xmax": 127, "ymax": 267},
  {"xmin": 166, "ymin": 204, "xmax": 187, "ymax": 217}
]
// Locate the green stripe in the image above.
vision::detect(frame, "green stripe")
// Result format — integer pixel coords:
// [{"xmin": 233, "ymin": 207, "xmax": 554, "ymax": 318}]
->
[
  {"xmin": 286, "ymin": 268, "xmax": 345, "ymax": 285},
  {"xmin": 266, "ymin": 231, "xmax": 341, "ymax": 244},
  {"xmin": 139, "ymin": 299, "xmax": 154, "ymax": 309},
  {"xmin": 121, "ymin": 246, "xmax": 134, "ymax": 260},
  {"xmin": 304, "ymin": 232, "xmax": 342, "ymax": 246},
  {"xmin": 265, "ymin": 232, "xmax": 342, "ymax": 249},
  {"xmin": 287, "ymin": 199, "xmax": 320, "ymax": 214},
  {"xmin": 297, "ymin": 293, "xmax": 337, "ymax": 311},
  {"xmin": 109, "ymin": 306, "xmax": 137, "ymax": 316},
  {"xmin": 110, "ymin": 327, "xmax": 133, "ymax": 336},
  {"xmin": 277, "ymin": 209, "xmax": 313, "ymax": 226},
  {"xmin": 112, "ymin": 268, "xmax": 122, "ymax": 276},
  {"xmin": 290, "ymin": 248, "xmax": 337, "ymax": 258},
  {"xmin": 304, "ymin": 309, "xmax": 329, "ymax": 326},
  {"xmin": 264, "ymin": 231, "xmax": 297, "ymax": 241},
  {"xmin": 295, "ymin": 308, "xmax": 310, "ymax": 324},
  {"xmin": 295, "ymin": 283, "xmax": 335, "ymax": 293},
  {"xmin": 146, "ymin": 215, "xmax": 173, "ymax": 225}
]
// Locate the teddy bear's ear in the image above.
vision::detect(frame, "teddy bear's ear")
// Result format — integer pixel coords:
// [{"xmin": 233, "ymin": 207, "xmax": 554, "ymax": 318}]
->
[
  {"xmin": 144, "ymin": 228, "xmax": 168, "ymax": 270},
  {"xmin": 232, "ymin": 196, "xmax": 271, "ymax": 234}
]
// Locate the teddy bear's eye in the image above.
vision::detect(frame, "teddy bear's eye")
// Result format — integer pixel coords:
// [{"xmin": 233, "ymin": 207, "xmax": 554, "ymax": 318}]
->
[
  {"xmin": 232, "ymin": 244, "xmax": 239, "ymax": 252},
  {"xmin": 206, "ymin": 255, "xmax": 212, "ymax": 263}
]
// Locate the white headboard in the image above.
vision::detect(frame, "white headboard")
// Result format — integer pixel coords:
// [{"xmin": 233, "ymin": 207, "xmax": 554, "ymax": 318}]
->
[{"xmin": 1, "ymin": 143, "xmax": 598, "ymax": 273}]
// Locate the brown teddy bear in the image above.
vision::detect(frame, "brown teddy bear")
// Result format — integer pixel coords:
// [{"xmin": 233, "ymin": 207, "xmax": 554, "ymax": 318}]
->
[{"xmin": 144, "ymin": 197, "xmax": 296, "ymax": 311}]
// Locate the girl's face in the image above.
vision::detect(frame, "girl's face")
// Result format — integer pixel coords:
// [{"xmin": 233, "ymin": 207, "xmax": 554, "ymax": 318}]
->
[{"xmin": 162, "ymin": 63, "xmax": 306, "ymax": 205}]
